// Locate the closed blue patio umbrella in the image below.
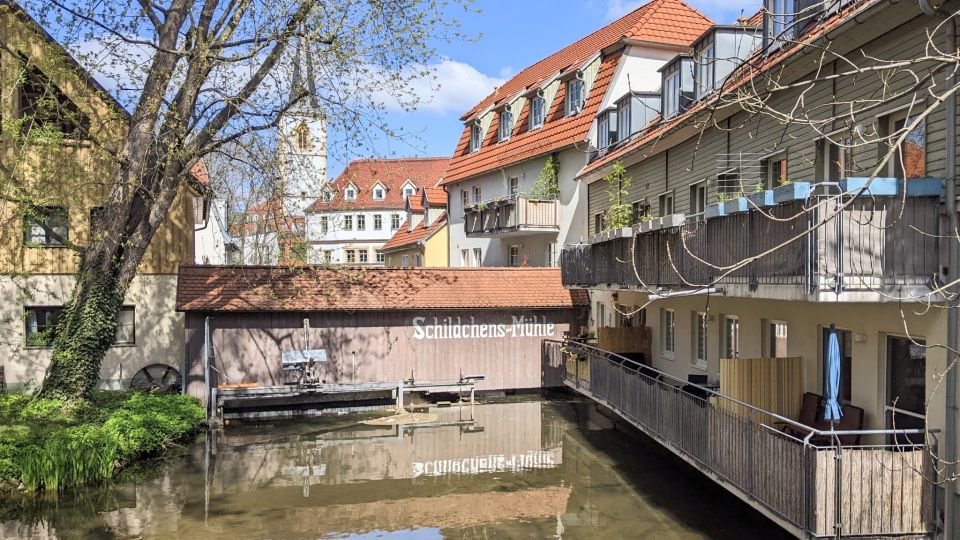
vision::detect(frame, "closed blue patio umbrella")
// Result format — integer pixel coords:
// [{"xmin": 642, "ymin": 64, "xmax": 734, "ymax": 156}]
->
[{"xmin": 824, "ymin": 326, "xmax": 844, "ymax": 424}]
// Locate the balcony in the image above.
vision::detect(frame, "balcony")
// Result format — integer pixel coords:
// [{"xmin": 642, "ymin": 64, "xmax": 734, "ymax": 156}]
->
[
  {"xmin": 542, "ymin": 339, "xmax": 936, "ymax": 538},
  {"xmin": 464, "ymin": 195, "xmax": 559, "ymax": 238},
  {"xmin": 561, "ymin": 189, "xmax": 941, "ymax": 301}
]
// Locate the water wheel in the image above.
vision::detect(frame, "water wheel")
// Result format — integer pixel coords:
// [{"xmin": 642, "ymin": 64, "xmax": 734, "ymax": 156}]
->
[{"xmin": 130, "ymin": 364, "xmax": 182, "ymax": 393}]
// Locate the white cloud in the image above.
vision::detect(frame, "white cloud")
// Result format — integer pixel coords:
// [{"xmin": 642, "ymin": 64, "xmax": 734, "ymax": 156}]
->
[{"xmin": 396, "ymin": 58, "xmax": 507, "ymax": 114}]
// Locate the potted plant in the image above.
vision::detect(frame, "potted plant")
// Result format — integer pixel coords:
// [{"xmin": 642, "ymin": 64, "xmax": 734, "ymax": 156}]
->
[
  {"xmin": 718, "ymin": 191, "xmax": 747, "ymax": 214},
  {"xmin": 636, "ymin": 213, "xmax": 657, "ymax": 233},
  {"xmin": 773, "ymin": 178, "xmax": 812, "ymax": 203},
  {"xmin": 746, "ymin": 181, "xmax": 775, "ymax": 207}
]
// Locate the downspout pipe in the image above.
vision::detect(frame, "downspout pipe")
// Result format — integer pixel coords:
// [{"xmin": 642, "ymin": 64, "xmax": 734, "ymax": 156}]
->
[{"xmin": 921, "ymin": 0, "xmax": 957, "ymax": 535}]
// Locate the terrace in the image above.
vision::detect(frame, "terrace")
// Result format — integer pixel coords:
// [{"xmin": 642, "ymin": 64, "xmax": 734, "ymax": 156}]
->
[
  {"xmin": 464, "ymin": 195, "xmax": 560, "ymax": 238},
  {"xmin": 561, "ymin": 179, "xmax": 942, "ymax": 302},
  {"xmin": 543, "ymin": 339, "xmax": 937, "ymax": 538}
]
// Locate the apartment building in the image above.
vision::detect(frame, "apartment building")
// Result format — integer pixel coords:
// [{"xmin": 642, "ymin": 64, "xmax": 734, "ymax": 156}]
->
[
  {"xmin": 0, "ymin": 2, "xmax": 206, "ymax": 391},
  {"xmin": 441, "ymin": 0, "xmax": 712, "ymax": 268},
  {"xmin": 304, "ymin": 157, "xmax": 449, "ymax": 265},
  {"xmin": 560, "ymin": 0, "xmax": 957, "ymax": 532}
]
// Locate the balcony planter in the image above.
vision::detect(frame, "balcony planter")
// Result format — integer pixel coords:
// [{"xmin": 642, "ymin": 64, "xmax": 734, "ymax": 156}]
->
[
  {"xmin": 723, "ymin": 197, "xmax": 749, "ymax": 214},
  {"xmin": 636, "ymin": 219, "xmax": 657, "ymax": 233},
  {"xmin": 773, "ymin": 181, "xmax": 812, "ymax": 203},
  {"xmin": 746, "ymin": 190, "xmax": 775, "ymax": 208},
  {"xmin": 704, "ymin": 202, "xmax": 726, "ymax": 219},
  {"xmin": 612, "ymin": 227, "xmax": 632, "ymax": 240},
  {"xmin": 657, "ymin": 213, "xmax": 686, "ymax": 229},
  {"xmin": 840, "ymin": 177, "xmax": 898, "ymax": 196},
  {"xmin": 905, "ymin": 178, "xmax": 942, "ymax": 197}
]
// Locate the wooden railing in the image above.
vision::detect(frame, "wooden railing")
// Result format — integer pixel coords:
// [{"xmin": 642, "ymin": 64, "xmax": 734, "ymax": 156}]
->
[
  {"xmin": 561, "ymin": 196, "xmax": 940, "ymax": 297},
  {"xmin": 464, "ymin": 196, "xmax": 559, "ymax": 237},
  {"xmin": 544, "ymin": 339, "xmax": 937, "ymax": 538}
]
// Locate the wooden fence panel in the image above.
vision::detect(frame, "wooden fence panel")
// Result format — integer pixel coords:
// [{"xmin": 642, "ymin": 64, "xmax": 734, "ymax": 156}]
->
[{"xmin": 719, "ymin": 357, "xmax": 804, "ymax": 425}]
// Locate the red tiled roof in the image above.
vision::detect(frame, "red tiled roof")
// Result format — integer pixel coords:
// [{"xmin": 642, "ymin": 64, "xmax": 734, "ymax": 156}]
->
[
  {"xmin": 176, "ymin": 265, "xmax": 589, "ymax": 312},
  {"xmin": 746, "ymin": 8, "xmax": 765, "ymax": 27},
  {"xmin": 579, "ymin": 0, "xmax": 872, "ymax": 179},
  {"xmin": 306, "ymin": 157, "xmax": 449, "ymax": 212},
  {"xmin": 442, "ymin": 0, "xmax": 712, "ymax": 184},
  {"xmin": 381, "ymin": 211, "xmax": 447, "ymax": 252},
  {"xmin": 424, "ymin": 187, "xmax": 447, "ymax": 207},
  {"xmin": 190, "ymin": 159, "xmax": 210, "ymax": 185}
]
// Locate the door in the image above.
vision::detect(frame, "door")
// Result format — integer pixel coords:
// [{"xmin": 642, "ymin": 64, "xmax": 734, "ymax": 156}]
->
[{"xmin": 886, "ymin": 335, "xmax": 926, "ymax": 445}]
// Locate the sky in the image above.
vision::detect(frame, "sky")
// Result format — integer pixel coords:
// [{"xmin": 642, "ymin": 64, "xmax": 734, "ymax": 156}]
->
[{"xmin": 359, "ymin": 0, "xmax": 763, "ymax": 178}]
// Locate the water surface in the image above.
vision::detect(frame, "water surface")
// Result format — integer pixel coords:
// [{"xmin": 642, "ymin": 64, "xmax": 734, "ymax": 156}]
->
[{"xmin": 2, "ymin": 398, "xmax": 790, "ymax": 539}]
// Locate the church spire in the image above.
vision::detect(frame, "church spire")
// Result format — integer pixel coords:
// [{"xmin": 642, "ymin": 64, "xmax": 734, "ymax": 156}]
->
[{"xmin": 290, "ymin": 26, "xmax": 319, "ymax": 109}]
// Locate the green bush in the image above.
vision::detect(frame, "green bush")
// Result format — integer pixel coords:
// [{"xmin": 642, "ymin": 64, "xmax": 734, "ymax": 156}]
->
[{"xmin": 0, "ymin": 391, "xmax": 204, "ymax": 492}]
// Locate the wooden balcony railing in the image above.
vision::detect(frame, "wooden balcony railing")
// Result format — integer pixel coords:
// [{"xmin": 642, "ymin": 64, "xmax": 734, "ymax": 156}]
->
[
  {"xmin": 464, "ymin": 196, "xmax": 559, "ymax": 237},
  {"xmin": 561, "ymin": 196, "xmax": 940, "ymax": 298}
]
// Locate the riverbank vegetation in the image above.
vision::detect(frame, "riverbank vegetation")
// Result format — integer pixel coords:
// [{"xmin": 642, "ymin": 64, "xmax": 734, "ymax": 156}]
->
[{"xmin": 0, "ymin": 391, "xmax": 204, "ymax": 493}]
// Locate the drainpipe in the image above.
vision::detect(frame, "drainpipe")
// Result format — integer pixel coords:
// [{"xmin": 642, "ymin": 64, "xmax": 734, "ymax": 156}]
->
[{"xmin": 922, "ymin": 0, "xmax": 957, "ymax": 534}]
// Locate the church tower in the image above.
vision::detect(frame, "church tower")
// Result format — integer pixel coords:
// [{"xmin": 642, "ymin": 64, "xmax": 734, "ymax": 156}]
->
[{"xmin": 278, "ymin": 32, "xmax": 327, "ymax": 217}]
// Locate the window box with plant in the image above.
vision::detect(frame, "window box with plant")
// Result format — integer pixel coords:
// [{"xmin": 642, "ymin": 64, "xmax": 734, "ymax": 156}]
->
[
  {"xmin": 746, "ymin": 180, "xmax": 776, "ymax": 207},
  {"xmin": 839, "ymin": 177, "xmax": 899, "ymax": 196},
  {"xmin": 722, "ymin": 195, "xmax": 749, "ymax": 214},
  {"xmin": 635, "ymin": 213, "xmax": 657, "ymax": 233}
]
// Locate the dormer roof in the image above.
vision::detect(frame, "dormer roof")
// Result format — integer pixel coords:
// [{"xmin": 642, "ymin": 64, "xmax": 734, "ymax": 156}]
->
[
  {"xmin": 442, "ymin": 0, "xmax": 712, "ymax": 185},
  {"xmin": 305, "ymin": 157, "xmax": 449, "ymax": 212}
]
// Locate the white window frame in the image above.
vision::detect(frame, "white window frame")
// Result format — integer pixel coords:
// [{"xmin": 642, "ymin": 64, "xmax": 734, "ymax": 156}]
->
[
  {"xmin": 373, "ymin": 214, "xmax": 382, "ymax": 230},
  {"xmin": 509, "ymin": 177, "xmax": 520, "ymax": 195},
  {"xmin": 473, "ymin": 247, "xmax": 482, "ymax": 267},
  {"xmin": 346, "ymin": 249, "xmax": 356, "ymax": 263},
  {"xmin": 461, "ymin": 189, "xmax": 469, "ymax": 210},
  {"xmin": 498, "ymin": 108, "xmax": 512, "ymax": 142},
  {"xmin": 414, "ymin": 254, "xmax": 422, "ymax": 267},
  {"xmin": 470, "ymin": 122, "xmax": 482, "ymax": 152},
  {"xmin": 460, "ymin": 248, "xmax": 471, "ymax": 267},
  {"xmin": 402, "ymin": 254, "xmax": 410, "ymax": 267},
  {"xmin": 565, "ymin": 76, "xmax": 584, "ymax": 116},
  {"xmin": 391, "ymin": 213, "xmax": 401, "ymax": 230},
  {"xmin": 694, "ymin": 35, "xmax": 716, "ymax": 99},
  {"xmin": 530, "ymin": 95, "xmax": 545, "ymax": 130},
  {"xmin": 597, "ymin": 302, "xmax": 607, "ymax": 328},
  {"xmin": 508, "ymin": 245, "xmax": 521, "ymax": 267},
  {"xmin": 376, "ymin": 250, "xmax": 384, "ymax": 264},
  {"xmin": 690, "ymin": 181, "xmax": 707, "ymax": 215},
  {"xmin": 547, "ymin": 242, "xmax": 558, "ymax": 267},
  {"xmin": 403, "ymin": 185, "xmax": 416, "ymax": 200},
  {"xmin": 692, "ymin": 311, "xmax": 708, "ymax": 370},
  {"xmin": 617, "ymin": 96, "xmax": 631, "ymax": 138},
  {"xmin": 762, "ymin": 319, "xmax": 789, "ymax": 358},
  {"xmin": 722, "ymin": 315, "xmax": 740, "ymax": 359},
  {"xmin": 343, "ymin": 214, "xmax": 353, "ymax": 231},
  {"xmin": 356, "ymin": 214, "xmax": 366, "ymax": 231},
  {"xmin": 663, "ymin": 64, "xmax": 681, "ymax": 118},
  {"xmin": 345, "ymin": 186, "xmax": 357, "ymax": 201},
  {"xmin": 473, "ymin": 186, "xmax": 482, "ymax": 204},
  {"xmin": 373, "ymin": 185, "xmax": 386, "ymax": 200},
  {"xmin": 658, "ymin": 191, "xmax": 674, "ymax": 217},
  {"xmin": 661, "ymin": 308, "xmax": 675, "ymax": 359},
  {"xmin": 358, "ymin": 249, "xmax": 368, "ymax": 263},
  {"xmin": 597, "ymin": 112, "xmax": 610, "ymax": 149},
  {"xmin": 319, "ymin": 215, "xmax": 328, "ymax": 234}
]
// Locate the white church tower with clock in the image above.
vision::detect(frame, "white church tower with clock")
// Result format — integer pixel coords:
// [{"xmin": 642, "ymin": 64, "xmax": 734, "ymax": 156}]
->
[{"xmin": 277, "ymin": 33, "xmax": 327, "ymax": 217}]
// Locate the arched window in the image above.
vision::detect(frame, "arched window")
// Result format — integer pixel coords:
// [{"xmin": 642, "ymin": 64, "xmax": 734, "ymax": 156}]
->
[{"xmin": 294, "ymin": 123, "xmax": 311, "ymax": 152}]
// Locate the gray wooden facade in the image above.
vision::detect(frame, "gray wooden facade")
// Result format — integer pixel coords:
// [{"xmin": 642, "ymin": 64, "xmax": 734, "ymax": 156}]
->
[
  {"xmin": 183, "ymin": 307, "xmax": 585, "ymax": 402},
  {"xmin": 585, "ymin": 5, "xmax": 953, "ymax": 234}
]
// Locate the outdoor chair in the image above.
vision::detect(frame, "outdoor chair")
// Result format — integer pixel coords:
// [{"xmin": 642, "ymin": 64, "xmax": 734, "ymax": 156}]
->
[{"xmin": 777, "ymin": 392, "xmax": 864, "ymax": 446}]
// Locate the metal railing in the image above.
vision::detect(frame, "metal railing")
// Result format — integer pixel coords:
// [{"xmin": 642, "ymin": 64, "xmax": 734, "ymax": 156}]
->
[
  {"xmin": 543, "ymin": 339, "xmax": 938, "ymax": 538},
  {"xmin": 561, "ymin": 196, "xmax": 939, "ymax": 296},
  {"xmin": 464, "ymin": 195, "xmax": 559, "ymax": 237}
]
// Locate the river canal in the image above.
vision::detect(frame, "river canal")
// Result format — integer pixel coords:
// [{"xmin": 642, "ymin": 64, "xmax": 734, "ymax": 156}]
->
[{"xmin": 2, "ymin": 398, "xmax": 790, "ymax": 539}]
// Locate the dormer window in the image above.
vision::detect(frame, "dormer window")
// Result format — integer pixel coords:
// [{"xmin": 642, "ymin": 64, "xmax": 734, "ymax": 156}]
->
[
  {"xmin": 373, "ymin": 185, "xmax": 386, "ymax": 200},
  {"xmin": 322, "ymin": 189, "xmax": 332, "ymax": 202},
  {"xmin": 530, "ymin": 93, "xmax": 545, "ymax": 130},
  {"xmin": 565, "ymin": 75, "xmax": 584, "ymax": 116},
  {"xmin": 766, "ymin": 0, "xmax": 797, "ymax": 47},
  {"xmin": 498, "ymin": 109, "xmax": 512, "ymax": 142},
  {"xmin": 694, "ymin": 34, "xmax": 716, "ymax": 99},
  {"xmin": 345, "ymin": 186, "xmax": 357, "ymax": 200},
  {"xmin": 469, "ymin": 121, "xmax": 482, "ymax": 152},
  {"xmin": 616, "ymin": 96, "xmax": 631, "ymax": 139},
  {"xmin": 660, "ymin": 58, "xmax": 693, "ymax": 119},
  {"xmin": 597, "ymin": 109, "xmax": 617, "ymax": 150},
  {"xmin": 403, "ymin": 184, "xmax": 416, "ymax": 200}
]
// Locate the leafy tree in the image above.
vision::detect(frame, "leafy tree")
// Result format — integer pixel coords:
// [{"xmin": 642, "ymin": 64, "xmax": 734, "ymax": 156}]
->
[
  {"xmin": 603, "ymin": 161, "xmax": 631, "ymax": 230},
  {"xmin": 529, "ymin": 153, "xmax": 560, "ymax": 200},
  {"xmin": 0, "ymin": 0, "xmax": 470, "ymax": 400}
]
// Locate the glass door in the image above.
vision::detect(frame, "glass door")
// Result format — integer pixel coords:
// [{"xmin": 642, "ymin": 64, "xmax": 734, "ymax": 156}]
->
[{"xmin": 886, "ymin": 335, "xmax": 926, "ymax": 445}]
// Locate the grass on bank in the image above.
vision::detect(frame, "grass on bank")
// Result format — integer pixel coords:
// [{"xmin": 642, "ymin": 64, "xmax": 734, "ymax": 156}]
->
[{"xmin": 0, "ymin": 391, "xmax": 204, "ymax": 492}]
